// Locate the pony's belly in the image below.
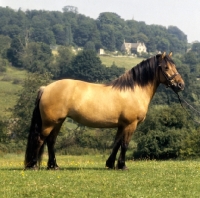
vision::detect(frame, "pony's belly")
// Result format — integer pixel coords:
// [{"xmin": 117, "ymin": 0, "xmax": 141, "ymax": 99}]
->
[{"xmin": 68, "ymin": 112, "xmax": 118, "ymax": 128}]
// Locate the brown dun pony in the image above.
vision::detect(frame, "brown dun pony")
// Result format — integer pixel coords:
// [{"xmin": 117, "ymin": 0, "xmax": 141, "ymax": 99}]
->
[{"xmin": 25, "ymin": 52, "xmax": 184, "ymax": 170}]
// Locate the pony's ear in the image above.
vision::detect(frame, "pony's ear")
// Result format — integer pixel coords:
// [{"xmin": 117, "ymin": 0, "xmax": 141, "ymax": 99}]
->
[
  {"xmin": 162, "ymin": 52, "xmax": 166, "ymax": 59},
  {"xmin": 169, "ymin": 52, "xmax": 173, "ymax": 57}
]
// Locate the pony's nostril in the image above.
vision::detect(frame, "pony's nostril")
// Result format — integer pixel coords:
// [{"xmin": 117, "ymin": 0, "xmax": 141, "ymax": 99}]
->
[{"xmin": 178, "ymin": 83, "xmax": 184, "ymax": 89}]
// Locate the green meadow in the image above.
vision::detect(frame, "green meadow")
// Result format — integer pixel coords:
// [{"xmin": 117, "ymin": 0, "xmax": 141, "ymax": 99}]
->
[
  {"xmin": 0, "ymin": 154, "xmax": 200, "ymax": 198},
  {"xmin": 99, "ymin": 55, "xmax": 144, "ymax": 70},
  {"xmin": 0, "ymin": 67, "xmax": 27, "ymax": 117}
]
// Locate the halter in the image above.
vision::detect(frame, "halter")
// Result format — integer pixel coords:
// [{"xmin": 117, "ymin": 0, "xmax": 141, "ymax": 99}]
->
[{"xmin": 158, "ymin": 63, "xmax": 180, "ymax": 88}]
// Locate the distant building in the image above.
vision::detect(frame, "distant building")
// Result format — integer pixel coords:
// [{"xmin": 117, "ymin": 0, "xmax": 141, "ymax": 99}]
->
[
  {"xmin": 121, "ymin": 40, "xmax": 147, "ymax": 54},
  {"xmin": 99, "ymin": 48, "xmax": 105, "ymax": 55}
]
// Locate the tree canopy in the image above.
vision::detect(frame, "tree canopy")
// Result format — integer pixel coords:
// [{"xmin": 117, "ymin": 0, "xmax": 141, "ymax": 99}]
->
[{"xmin": 0, "ymin": 7, "xmax": 187, "ymax": 53}]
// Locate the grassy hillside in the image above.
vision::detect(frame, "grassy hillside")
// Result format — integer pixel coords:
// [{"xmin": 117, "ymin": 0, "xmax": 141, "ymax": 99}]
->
[
  {"xmin": 99, "ymin": 56, "xmax": 144, "ymax": 70},
  {"xmin": 0, "ymin": 67, "xmax": 27, "ymax": 118}
]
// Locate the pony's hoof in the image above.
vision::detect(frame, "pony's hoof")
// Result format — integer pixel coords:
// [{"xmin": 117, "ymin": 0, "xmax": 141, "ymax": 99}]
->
[
  {"xmin": 105, "ymin": 161, "xmax": 115, "ymax": 169},
  {"xmin": 47, "ymin": 165, "xmax": 59, "ymax": 170},
  {"xmin": 116, "ymin": 165, "xmax": 129, "ymax": 170},
  {"xmin": 24, "ymin": 165, "xmax": 39, "ymax": 170}
]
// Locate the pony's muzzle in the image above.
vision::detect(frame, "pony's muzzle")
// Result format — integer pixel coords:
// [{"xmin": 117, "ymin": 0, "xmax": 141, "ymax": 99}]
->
[
  {"xmin": 171, "ymin": 81, "xmax": 185, "ymax": 93},
  {"xmin": 178, "ymin": 82, "xmax": 185, "ymax": 90}
]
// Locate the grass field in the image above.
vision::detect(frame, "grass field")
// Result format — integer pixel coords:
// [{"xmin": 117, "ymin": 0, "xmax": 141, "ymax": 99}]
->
[
  {"xmin": 99, "ymin": 56, "xmax": 144, "ymax": 70},
  {"xmin": 0, "ymin": 67, "xmax": 27, "ymax": 117},
  {"xmin": 0, "ymin": 154, "xmax": 200, "ymax": 198}
]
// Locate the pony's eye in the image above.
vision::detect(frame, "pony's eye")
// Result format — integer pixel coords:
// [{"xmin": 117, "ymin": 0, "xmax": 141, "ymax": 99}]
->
[{"xmin": 165, "ymin": 66, "xmax": 169, "ymax": 70}]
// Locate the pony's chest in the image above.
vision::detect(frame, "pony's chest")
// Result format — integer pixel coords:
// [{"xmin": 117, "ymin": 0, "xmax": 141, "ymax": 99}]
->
[{"xmin": 119, "ymin": 96, "xmax": 149, "ymax": 124}]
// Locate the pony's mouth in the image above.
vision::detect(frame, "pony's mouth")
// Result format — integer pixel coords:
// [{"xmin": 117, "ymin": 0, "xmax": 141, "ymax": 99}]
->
[{"xmin": 171, "ymin": 82, "xmax": 185, "ymax": 93}]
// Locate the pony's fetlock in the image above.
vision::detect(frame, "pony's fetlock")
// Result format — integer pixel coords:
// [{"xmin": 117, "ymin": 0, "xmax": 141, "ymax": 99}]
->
[
  {"xmin": 47, "ymin": 164, "xmax": 59, "ymax": 170},
  {"xmin": 116, "ymin": 160, "xmax": 128, "ymax": 170},
  {"xmin": 105, "ymin": 158, "xmax": 115, "ymax": 169}
]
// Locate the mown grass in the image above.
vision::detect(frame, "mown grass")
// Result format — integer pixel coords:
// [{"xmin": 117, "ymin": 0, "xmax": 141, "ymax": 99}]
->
[
  {"xmin": 0, "ymin": 154, "xmax": 200, "ymax": 198},
  {"xmin": 99, "ymin": 56, "xmax": 144, "ymax": 70}
]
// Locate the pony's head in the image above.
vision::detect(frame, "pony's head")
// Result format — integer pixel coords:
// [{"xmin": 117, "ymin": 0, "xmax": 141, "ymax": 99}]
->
[{"xmin": 158, "ymin": 52, "xmax": 185, "ymax": 93}]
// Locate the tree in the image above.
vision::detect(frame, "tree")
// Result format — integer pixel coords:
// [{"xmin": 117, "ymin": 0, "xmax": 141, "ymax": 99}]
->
[
  {"xmin": 146, "ymin": 38, "xmax": 157, "ymax": 52},
  {"xmin": 7, "ymin": 37, "xmax": 24, "ymax": 67},
  {"xmin": 0, "ymin": 35, "xmax": 11, "ymax": 57},
  {"xmin": 0, "ymin": 119, "xmax": 8, "ymax": 143},
  {"xmin": 74, "ymin": 15, "xmax": 100, "ymax": 48},
  {"xmin": 1, "ymin": 24, "xmax": 22, "ymax": 38},
  {"xmin": 97, "ymin": 12, "xmax": 125, "ymax": 51},
  {"xmin": 183, "ymin": 51, "xmax": 198, "ymax": 66},
  {"xmin": 168, "ymin": 26, "xmax": 187, "ymax": 41},
  {"xmin": 69, "ymin": 50, "xmax": 106, "ymax": 82},
  {"xmin": 54, "ymin": 46, "xmax": 75, "ymax": 78},
  {"xmin": 135, "ymin": 33, "xmax": 149, "ymax": 43},
  {"xmin": 30, "ymin": 15, "xmax": 56, "ymax": 44},
  {"xmin": 62, "ymin": 6, "xmax": 78, "ymax": 14},
  {"xmin": 100, "ymin": 25, "xmax": 116, "ymax": 51},
  {"xmin": 104, "ymin": 63, "xmax": 125, "ymax": 82},
  {"xmin": 11, "ymin": 72, "xmax": 52, "ymax": 139},
  {"xmin": 84, "ymin": 41, "xmax": 96, "ymax": 51},
  {"xmin": 180, "ymin": 128, "xmax": 200, "ymax": 158},
  {"xmin": 65, "ymin": 24, "xmax": 73, "ymax": 45},
  {"xmin": 68, "ymin": 50, "xmax": 125, "ymax": 82},
  {"xmin": 191, "ymin": 43, "xmax": 200, "ymax": 59},
  {"xmin": 97, "ymin": 12, "xmax": 124, "ymax": 27},
  {"xmin": 157, "ymin": 38, "xmax": 170, "ymax": 52},
  {"xmin": 20, "ymin": 42, "xmax": 54, "ymax": 74},
  {"xmin": 0, "ymin": 58, "xmax": 7, "ymax": 72},
  {"xmin": 133, "ymin": 104, "xmax": 192, "ymax": 159},
  {"xmin": 52, "ymin": 24, "xmax": 67, "ymax": 45}
]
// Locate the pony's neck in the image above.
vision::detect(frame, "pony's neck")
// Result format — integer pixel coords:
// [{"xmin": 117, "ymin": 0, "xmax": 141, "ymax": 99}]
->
[
  {"xmin": 144, "ymin": 78, "xmax": 160, "ymax": 101},
  {"xmin": 132, "ymin": 77, "xmax": 160, "ymax": 112},
  {"xmin": 134, "ymin": 61, "xmax": 160, "ymax": 106}
]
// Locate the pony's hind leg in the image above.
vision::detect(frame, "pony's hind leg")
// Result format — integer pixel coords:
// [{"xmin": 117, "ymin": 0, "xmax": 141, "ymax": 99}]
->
[
  {"xmin": 25, "ymin": 133, "xmax": 46, "ymax": 170},
  {"xmin": 46, "ymin": 122, "xmax": 63, "ymax": 170},
  {"xmin": 26, "ymin": 123, "xmax": 55, "ymax": 169},
  {"xmin": 25, "ymin": 103, "xmax": 46, "ymax": 170}
]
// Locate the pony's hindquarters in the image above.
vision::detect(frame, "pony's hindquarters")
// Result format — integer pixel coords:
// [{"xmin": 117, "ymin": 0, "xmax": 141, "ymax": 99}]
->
[{"xmin": 24, "ymin": 87, "xmax": 45, "ymax": 169}]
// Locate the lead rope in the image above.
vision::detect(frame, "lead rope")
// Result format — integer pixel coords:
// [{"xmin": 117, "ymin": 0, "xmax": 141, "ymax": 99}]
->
[{"xmin": 176, "ymin": 92, "xmax": 200, "ymax": 124}]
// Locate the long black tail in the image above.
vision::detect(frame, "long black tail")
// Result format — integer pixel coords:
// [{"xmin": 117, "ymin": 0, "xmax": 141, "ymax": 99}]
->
[{"xmin": 24, "ymin": 86, "xmax": 45, "ymax": 168}]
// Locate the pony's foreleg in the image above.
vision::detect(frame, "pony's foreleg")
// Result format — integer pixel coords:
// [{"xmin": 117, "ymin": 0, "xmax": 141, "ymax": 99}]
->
[
  {"xmin": 116, "ymin": 123, "xmax": 137, "ymax": 170},
  {"xmin": 106, "ymin": 127, "xmax": 123, "ymax": 169},
  {"xmin": 116, "ymin": 138, "xmax": 129, "ymax": 170},
  {"xmin": 46, "ymin": 123, "xmax": 63, "ymax": 170}
]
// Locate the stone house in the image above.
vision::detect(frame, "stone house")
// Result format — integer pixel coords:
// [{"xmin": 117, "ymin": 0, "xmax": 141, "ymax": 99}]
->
[{"xmin": 121, "ymin": 40, "xmax": 147, "ymax": 54}]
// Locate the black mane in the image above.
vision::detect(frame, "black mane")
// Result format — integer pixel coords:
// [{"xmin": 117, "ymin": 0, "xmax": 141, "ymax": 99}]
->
[
  {"xmin": 107, "ymin": 54, "xmax": 175, "ymax": 90},
  {"xmin": 107, "ymin": 55, "xmax": 158, "ymax": 90}
]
